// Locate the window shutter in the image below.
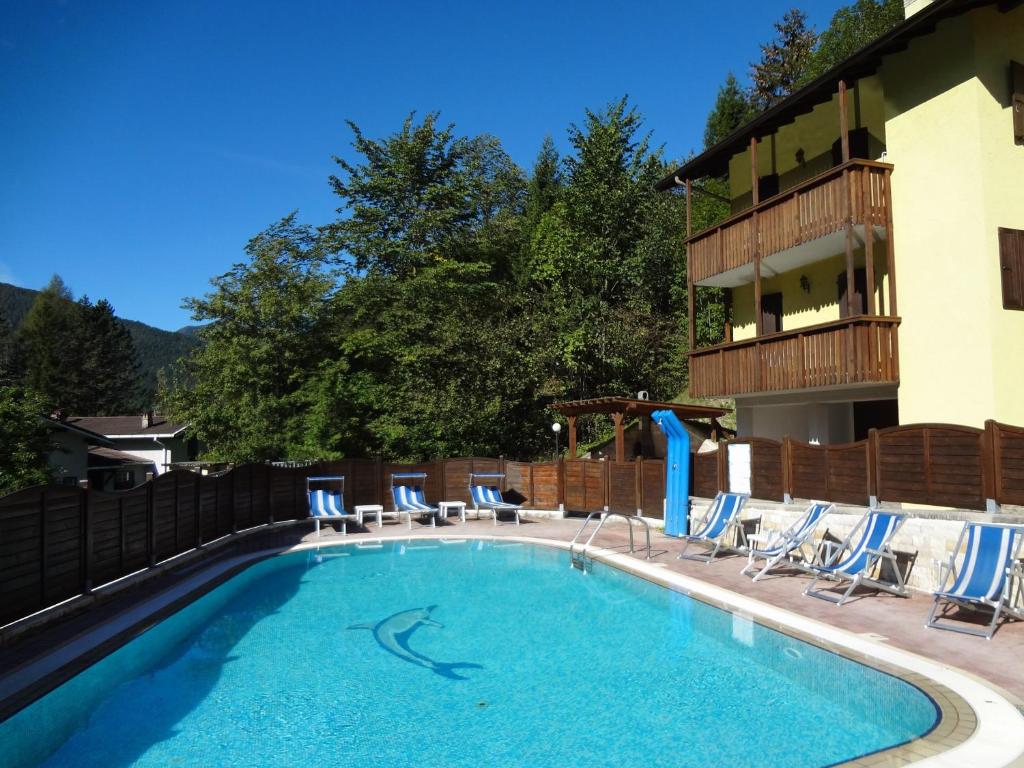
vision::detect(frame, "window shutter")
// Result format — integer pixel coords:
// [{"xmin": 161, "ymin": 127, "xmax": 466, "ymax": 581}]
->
[{"xmin": 999, "ymin": 227, "xmax": 1024, "ymax": 311}]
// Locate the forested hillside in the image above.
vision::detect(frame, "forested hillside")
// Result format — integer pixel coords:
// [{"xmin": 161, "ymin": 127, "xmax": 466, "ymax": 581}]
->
[{"xmin": 0, "ymin": 282, "xmax": 199, "ymax": 406}]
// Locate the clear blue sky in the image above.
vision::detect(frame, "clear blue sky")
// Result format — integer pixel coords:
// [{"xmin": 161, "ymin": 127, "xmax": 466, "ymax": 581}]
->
[{"xmin": 0, "ymin": 0, "xmax": 841, "ymax": 331}]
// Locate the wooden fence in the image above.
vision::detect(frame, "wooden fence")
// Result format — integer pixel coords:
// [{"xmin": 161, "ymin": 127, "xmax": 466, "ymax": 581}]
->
[
  {"xmin": 0, "ymin": 456, "xmax": 664, "ymax": 628},
  {"xmin": 3, "ymin": 419, "xmax": 1021, "ymax": 630},
  {"xmin": 693, "ymin": 420, "xmax": 1024, "ymax": 511}
]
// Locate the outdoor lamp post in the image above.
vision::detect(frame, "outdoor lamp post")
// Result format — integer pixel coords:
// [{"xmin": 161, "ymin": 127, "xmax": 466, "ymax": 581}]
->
[{"xmin": 552, "ymin": 422, "xmax": 561, "ymax": 460}]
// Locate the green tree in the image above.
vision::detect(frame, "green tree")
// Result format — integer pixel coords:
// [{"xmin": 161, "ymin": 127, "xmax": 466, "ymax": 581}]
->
[
  {"xmin": 163, "ymin": 215, "xmax": 340, "ymax": 461},
  {"xmin": 703, "ymin": 73, "xmax": 754, "ymax": 148},
  {"xmin": 324, "ymin": 115, "xmax": 546, "ymax": 459},
  {"xmin": 75, "ymin": 298, "xmax": 143, "ymax": 415},
  {"xmin": 802, "ymin": 0, "xmax": 904, "ymax": 82},
  {"xmin": 0, "ymin": 386, "xmax": 52, "ymax": 495},
  {"xmin": 324, "ymin": 112, "xmax": 525, "ymax": 278},
  {"xmin": 749, "ymin": 9, "xmax": 817, "ymax": 111},
  {"xmin": 525, "ymin": 98, "xmax": 687, "ymax": 444},
  {"xmin": 17, "ymin": 276, "xmax": 80, "ymax": 409}
]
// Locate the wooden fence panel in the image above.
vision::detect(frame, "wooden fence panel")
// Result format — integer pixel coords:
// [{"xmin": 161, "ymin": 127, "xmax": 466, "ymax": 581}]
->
[
  {"xmin": 564, "ymin": 460, "xmax": 606, "ymax": 512},
  {"xmin": 991, "ymin": 420, "xmax": 1024, "ymax": 506},
  {"xmin": 269, "ymin": 466, "xmax": 297, "ymax": 520},
  {"xmin": 250, "ymin": 465, "xmax": 270, "ymax": 525},
  {"xmin": 0, "ymin": 487, "xmax": 46, "ymax": 625},
  {"xmin": 693, "ymin": 450, "xmax": 721, "ymax": 499},
  {"xmin": 607, "ymin": 462, "xmax": 637, "ymax": 515},
  {"xmin": 529, "ymin": 462, "xmax": 560, "ymax": 509},
  {"xmin": 175, "ymin": 471, "xmax": 198, "ymax": 548},
  {"xmin": 232, "ymin": 465, "xmax": 253, "ymax": 531},
  {"xmin": 640, "ymin": 460, "xmax": 665, "ymax": 518},
  {"xmin": 43, "ymin": 487, "xmax": 85, "ymax": 608},
  {"xmin": 827, "ymin": 442, "xmax": 871, "ymax": 506},
  {"xmin": 734, "ymin": 438, "xmax": 784, "ymax": 502},
  {"xmin": 787, "ymin": 440, "xmax": 829, "ymax": 501},
  {"xmin": 152, "ymin": 473, "xmax": 179, "ymax": 561},
  {"xmin": 441, "ymin": 458, "xmax": 499, "ymax": 505},
  {"xmin": 874, "ymin": 425, "xmax": 986, "ymax": 510},
  {"xmin": 347, "ymin": 459, "xmax": 379, "ymax": 508},
  {"xmin": 122, "ymin": 487, "xmax": 150, "ymax": 573},
  {"xmin": 198, "ymin": 476, "xmax": 221, "ymax": 542},
  {"xmin": 89, "ymin": 492, "xmax": 123, "ymax": 586},
  {"xmin": 503, "ymin": 461, "xmax": 533, "ymax": 507}
]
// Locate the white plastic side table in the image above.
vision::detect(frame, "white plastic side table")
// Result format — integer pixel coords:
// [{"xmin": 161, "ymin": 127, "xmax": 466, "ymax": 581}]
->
[
  {"xmin": 439, "ymin": 501, "xmax": 467, "ymax": 523},
  {"xmin": 354, "ymin": 504, "xmax": 384, "ymax": 528}
]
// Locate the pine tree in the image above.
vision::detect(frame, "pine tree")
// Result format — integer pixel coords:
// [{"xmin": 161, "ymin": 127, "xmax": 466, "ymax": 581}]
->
[
  {"xmin": 703, "ymin": 73, "xmax": 754, "ymax": 148},
  {"xmin": 802, "ymin": 0, "xmax": 904, "ymax": 83},
  {"xmin": 17, "ymin": 276, "xmax": 80, "ymax": 409},
  {"xmin": 749, "ymin": 9, "xmax": 817, "ymax": 112},
  {"xmin": 76, "ymin": 298, "xmax": 143, "ymax": 414}
]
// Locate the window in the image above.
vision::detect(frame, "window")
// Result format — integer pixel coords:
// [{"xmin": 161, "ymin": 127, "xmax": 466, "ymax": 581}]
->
[
  {"xmin": 114, "ymin": 469, "xmax": 135, "ymax": 490},
  {"xmin": 999, "ymin": 227, "xmax": 1024, "ymax": 310},
  {"xmin": 837, "ymin": 268, "xmax": 868, "ymax": 318},
  {"xmin": 760, "ymin": 292, "xmax": 783, "ymax": 334}
]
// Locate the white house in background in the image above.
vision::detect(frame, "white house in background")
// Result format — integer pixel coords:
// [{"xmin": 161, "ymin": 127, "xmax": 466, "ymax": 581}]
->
[
  {"xmin": 66, "ymin": 413, "xmax": 195, "ymax": 480},
  {"xmin": 44, "ymin": 416, "xmax": 113, "ymax": 486}
]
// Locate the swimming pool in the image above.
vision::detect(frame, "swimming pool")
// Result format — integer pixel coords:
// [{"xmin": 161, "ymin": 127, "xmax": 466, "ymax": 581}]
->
[{"xmin": 1, "ymin": 539, "xmax": 939, "ymax": 767}]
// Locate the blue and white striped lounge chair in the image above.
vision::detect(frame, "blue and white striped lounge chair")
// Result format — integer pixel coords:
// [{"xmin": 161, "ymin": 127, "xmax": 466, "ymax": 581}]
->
[
  {"xmin": 741, "ymin": 501, "xmax": 834, "ymax": 582},
  {"xmin": 306, "ymin": 475, "xmax": 358, "ymax": 536},
  {"xmin": 469, "ymin": 473, "xmax": 521, "ymax": 526},
  {"xmin": 677, "ymin": 491, "xmax": 749, "ymax": 563},
  {"xmin": 391, "ymin": 473, "xmax": 440, "ymax": 529},
  {"xmin": 927, "ymin": 522, "xmax": 1024, "ymax": 639},
  {"xmin": 803, "ymin": 510, "xmax": 907, "ymax": 605}
]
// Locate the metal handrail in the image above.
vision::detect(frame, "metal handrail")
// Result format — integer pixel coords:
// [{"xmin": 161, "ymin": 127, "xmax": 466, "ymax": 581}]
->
[{"xmin": 569, "ymin": 511, "xmax": 652, "ymax": 570}]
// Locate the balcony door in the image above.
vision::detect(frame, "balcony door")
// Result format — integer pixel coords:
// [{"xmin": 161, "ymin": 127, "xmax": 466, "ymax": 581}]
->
[
  {"xmin": 760, "ymin": 292, "xmax": 783, "ymax": 334},
  {"xmin": 837, "ymin": 267, "xmax": 867, "ymax": 318}
]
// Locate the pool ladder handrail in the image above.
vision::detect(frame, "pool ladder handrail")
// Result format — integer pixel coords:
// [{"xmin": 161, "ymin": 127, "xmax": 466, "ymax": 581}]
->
[{"xmin": 569, "ymin": 511, "xmax": 652, "ymax": 572}]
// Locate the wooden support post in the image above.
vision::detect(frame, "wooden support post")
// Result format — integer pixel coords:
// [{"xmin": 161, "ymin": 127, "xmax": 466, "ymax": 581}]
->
[
  {"xmin": 839, "ymin": 80, "xmax": 850, "ymax": 162},
  {"xmin": 884, "ymin": 169, "xmax": 898, "ymax": 316},
  {"xmin": 863, "ymin": 167, "xmax": 876, "ymax": 315},
  {"xmin": 612, "ymin": 412, "xmax": 626, "ymax": 463},
  {"xmin": 567, "ymin": 415, "xmax": 577, "ymax": 459},
  {"xmin": 840, "ymin": 84, "xmax": 857, "ymax": 378},
  {"xmin": 686, "ymin": 178, "xmax": 697, "ymax": 352},
  {"xmin": 724, "ymin": 289, "xmax": 733, "ymax": 343},
  {"xmin": 751, "ymin": 136, "xmax": 762, "ymax": 336}
]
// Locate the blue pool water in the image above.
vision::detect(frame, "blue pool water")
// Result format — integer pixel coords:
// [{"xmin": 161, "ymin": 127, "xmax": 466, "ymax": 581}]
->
[{"xmin": 1, "ymin": 540, "xmax": 938, "ymax": 767}]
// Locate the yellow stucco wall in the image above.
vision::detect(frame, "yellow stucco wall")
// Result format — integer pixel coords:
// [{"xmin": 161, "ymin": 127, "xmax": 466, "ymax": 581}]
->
[
  {"xmin": 731, "ymin": 250, "xmax": 889, "ymax": 341},
  {"xmin": 727, "ymin": 75, "xmax": 887, "ymax": 208},
  {"xmin": 880, "ymin": 4, "xmax": 1024, "ymax": 428}
]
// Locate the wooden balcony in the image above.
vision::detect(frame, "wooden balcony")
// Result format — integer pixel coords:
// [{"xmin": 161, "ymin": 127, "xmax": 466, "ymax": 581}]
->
[
  {"xmin": 688, "ymin": 316, "xmax": 900, "ymax": 398},
  {"xmin": 687, "ymin": 159, "xmax": 893, "ymax": 286}
]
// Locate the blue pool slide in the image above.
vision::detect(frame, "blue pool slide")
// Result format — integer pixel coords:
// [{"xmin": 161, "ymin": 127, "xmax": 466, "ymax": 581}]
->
[{"xmin": 652, "ymin": 410, "xmax": 690, "ymax": 537}]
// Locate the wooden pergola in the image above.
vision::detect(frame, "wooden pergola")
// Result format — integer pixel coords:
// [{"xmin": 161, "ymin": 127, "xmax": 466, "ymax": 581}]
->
[{"xmin": 550, "ymin": 397, "xmax": 731, "ymax": 462}]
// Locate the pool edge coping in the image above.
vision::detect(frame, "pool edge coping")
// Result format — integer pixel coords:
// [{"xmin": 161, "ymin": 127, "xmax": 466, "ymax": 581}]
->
[{"xmin": 2, "ymin": 531, "xmax": 1023, "ymax": 767}]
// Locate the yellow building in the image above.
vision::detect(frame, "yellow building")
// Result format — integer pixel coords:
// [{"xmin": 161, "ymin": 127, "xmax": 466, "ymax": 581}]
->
[{"xmin": 659, "ymin": 0, "xmax": 1024, "ymax": 443}]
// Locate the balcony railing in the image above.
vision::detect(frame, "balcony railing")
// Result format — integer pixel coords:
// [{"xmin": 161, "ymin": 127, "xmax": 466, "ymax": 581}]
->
[
  {"xmin": 687, "ymin": 159, "xmax": 893, "ymax": 285},
  {"xmin": 688, "ymin": 316, "xmax": 900, "ymax": 398}
]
